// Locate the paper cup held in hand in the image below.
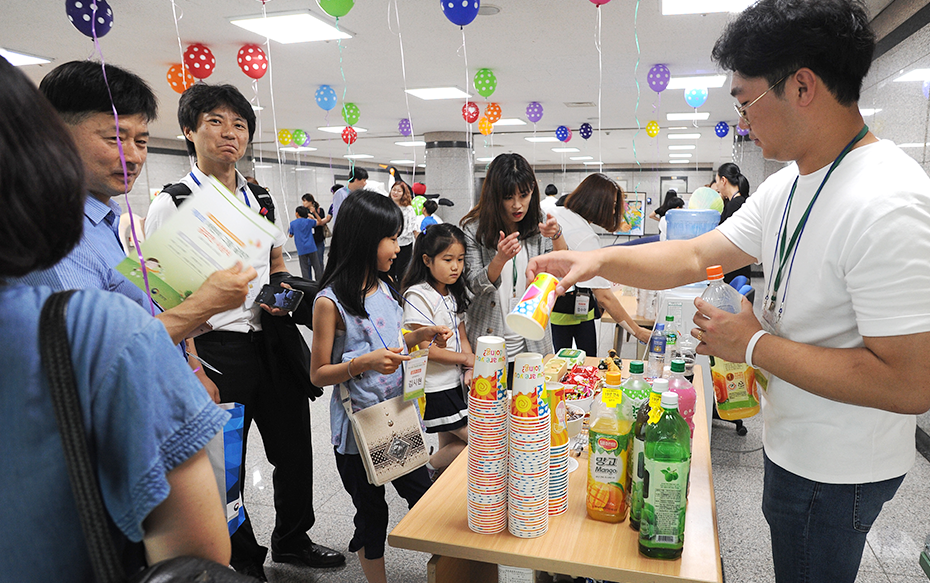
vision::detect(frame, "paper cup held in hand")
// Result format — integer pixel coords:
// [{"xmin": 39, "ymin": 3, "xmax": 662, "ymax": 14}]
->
[{"xmin": 506, "ymin": 273, "xmax": 559, "ymax": 341}]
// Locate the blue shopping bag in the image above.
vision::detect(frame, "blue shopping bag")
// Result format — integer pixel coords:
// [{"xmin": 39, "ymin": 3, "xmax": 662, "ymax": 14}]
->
[{"xmin": 206, "ymin": 403, "xmax": 246, "ymax": 536}]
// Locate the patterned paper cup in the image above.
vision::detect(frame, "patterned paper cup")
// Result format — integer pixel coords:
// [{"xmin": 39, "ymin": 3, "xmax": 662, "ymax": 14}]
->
[{"xmin": 505, "ymin": 273, "xmax": 559, "ymax": 340}]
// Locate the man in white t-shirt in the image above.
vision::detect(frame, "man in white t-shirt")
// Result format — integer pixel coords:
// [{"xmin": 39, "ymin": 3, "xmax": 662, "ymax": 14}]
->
[
  {"xmin": 145, "ymin": 83, "xmax": 344, "ymax": 580},
  {"xmin": 529, "ymin": 1, "xmax": 930, "ymax": 581}
]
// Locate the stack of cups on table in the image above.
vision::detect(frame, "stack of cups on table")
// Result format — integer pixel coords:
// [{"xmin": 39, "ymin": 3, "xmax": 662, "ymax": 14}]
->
[
  {"xmin": 508, "ymin": 352, "xmax": 551, "ymax": 538},
  {"xmin": 466, "ymin": 336, "xmax": 509, "ymax": 534},
  {"xmin": 546, "ymin": 382, "xmax": 569, "ymax": 516}
]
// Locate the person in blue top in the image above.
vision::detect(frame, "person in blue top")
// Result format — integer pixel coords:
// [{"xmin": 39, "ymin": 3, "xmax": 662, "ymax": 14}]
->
[
  {"xmin": 0, "ymin": 53, "xmax": 230, "ymax": 582},
  {"xmin": 419, "ymin": 199, "xmax": 440, "ymax": 235},
  {"xmin": 289, "ymin": 205, "xmax": 322, "ymax": 282}
]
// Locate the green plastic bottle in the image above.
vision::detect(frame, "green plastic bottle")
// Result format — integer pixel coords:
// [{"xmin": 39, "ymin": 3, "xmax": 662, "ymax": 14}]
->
[
  {"xmin": 620, "ymin": 360, "xmax": 651, "ymax": 420},
  {"xmin": 629, "ymin": 378, "xmax": 669, "ymax": 531},
  {"xmin": 639, "ymin": 391, "xmax": 691, "ymax": 559}
]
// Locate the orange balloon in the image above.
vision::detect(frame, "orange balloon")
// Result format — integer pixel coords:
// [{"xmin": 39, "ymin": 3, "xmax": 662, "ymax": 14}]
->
[
  {"xmin": 166, "ymin": 64, "xmax": 194, "ymax": 94},
  {"xmin": 479, "ymin": 116, "xmax": 493, "ymax": 136},
  {"xmin": 485, "ymin": 102, "xmax": 502, "ymax": 124}
]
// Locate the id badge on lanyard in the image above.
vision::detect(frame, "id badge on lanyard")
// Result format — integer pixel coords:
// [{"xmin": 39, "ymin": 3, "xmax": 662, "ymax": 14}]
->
[
  {"xmin": 574, "ymin": 291, "xmax": 590, "ymax": 316},
  {"xmin": 403, "ymin": 348, "xmax": 429, "ymax": 401}
]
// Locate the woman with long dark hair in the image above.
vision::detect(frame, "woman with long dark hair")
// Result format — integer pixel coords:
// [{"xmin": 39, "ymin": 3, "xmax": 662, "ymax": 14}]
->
[
  {"xmin": 460, "ymin": 153, "xmax": 565, "ymax": 385},
  {"xmin": 714, "ymin": 162, "xmax": 753, "ymax": 282}
]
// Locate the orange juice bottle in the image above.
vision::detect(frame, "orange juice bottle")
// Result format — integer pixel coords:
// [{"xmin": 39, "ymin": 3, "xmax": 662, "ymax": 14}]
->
[{"xmin": 586, "ymin": 380, "xmax": 634, "ymax": 522}]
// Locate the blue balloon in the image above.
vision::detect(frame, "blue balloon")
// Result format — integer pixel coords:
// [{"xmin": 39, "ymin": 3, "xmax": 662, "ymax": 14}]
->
[
  {"xmin": 579, "ymin": 122, "xmax": 593, "ymax": 140},
  {"xmin": 684, "ymin": 87, "xmax": 708, "ymax": 108},
  {"xmin": 440, "ymin": 0, "xmax": 480, "ymax": 27},
  {"xmin": 66, "ymin": 0, "xmax": 114, "ymax": 38},
  {"xmin": 555, "ymin": 125, "xmax": 570, "ymax": 142},
  {"xmin": 715, "ymin": 121, "xmax": 729, "ymax": 138},
  {"xmin": 315, "ymin": 85, "xmax": 337, "ymax": 111}
]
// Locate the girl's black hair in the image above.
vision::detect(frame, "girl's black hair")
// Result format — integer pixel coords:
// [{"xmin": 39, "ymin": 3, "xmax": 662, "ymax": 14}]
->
[
  {"xmin": 317, "ymin": 190, "xmax": 403, "ymax": 318},
  {"xmin": 460, "ymin": 153, "xmax": 541, "ymax": 249},
  {"xmin": 717, "ymin": 162, "xmax": 751, "ymax": 198},
  {"xmin": 401, "ymin": 223, "xmax": 470, "ymax": 315}
]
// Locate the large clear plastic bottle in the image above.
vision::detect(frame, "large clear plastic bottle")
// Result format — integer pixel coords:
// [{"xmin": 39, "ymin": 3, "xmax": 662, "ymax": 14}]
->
[
  {"xmin": 644, "ymin": 323, "xmax": 666, "ymax": 381},
  {"xmin": 586, "ymin": 381, "xmax": 634, "ymax": 523},
  {"xmin": 700, "ymin": 265, "xmax": 761, "ymax": 420},
  {"xmin": 663, "ymin": 314, "xmax": 679, "ymax": 374},
  {"xmin": 629, "ymin": 378, "xmax": 669, "ymax": 531},
  {"xmin": 639, "ymin": 392, "xmax": 692, "ymax": 560},
  {"xmin": 667, "ymin": 358, "xmax": 696, "ymax": 437}
]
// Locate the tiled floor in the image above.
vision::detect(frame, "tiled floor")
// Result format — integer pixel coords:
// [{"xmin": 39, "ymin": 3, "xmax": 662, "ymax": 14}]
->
[{"xmin": 240, "ymin": 260, "xmax": 930, "ymax": 581}]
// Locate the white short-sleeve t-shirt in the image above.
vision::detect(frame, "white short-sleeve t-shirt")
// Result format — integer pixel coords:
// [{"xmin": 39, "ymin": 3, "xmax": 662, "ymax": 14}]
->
[
  {"xmin": 716, "ymin": 139, "xmax": 930, "ymax": 484},
  {"xmin": 403, "ymin": 282, "xmax": 463, "ymax": 392}
]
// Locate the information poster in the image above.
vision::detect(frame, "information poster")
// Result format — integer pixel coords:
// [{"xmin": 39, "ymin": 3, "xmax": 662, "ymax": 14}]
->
[
  {"xmin": 616, "ymin": 192, "xmax": 645, "ymax": 236},
  {"xmin": 117, "ymin": 177, "xmax": 280, "ymax": 309}
]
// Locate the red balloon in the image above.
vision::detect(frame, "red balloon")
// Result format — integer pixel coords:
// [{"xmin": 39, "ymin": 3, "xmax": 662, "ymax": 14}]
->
[
  {"xmin": 462, "ymin": 102, "xmax": 480, "ymax": 123},
  {"xmin": 237, "ymin": 43, "xmax": 268, "ymax": 80},
  {"xmin": 166, "ymin": 64, "xmax": 194, "ymax": 94},
  {"xmin": 342, "ymin": 126, "xmax": 358, "ymax": 145},
  {"xmin": 183, "ymin": 43, "xmax": 216, "ymax": 80}
]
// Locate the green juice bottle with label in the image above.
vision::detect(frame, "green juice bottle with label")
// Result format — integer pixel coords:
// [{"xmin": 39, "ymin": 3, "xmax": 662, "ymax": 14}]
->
[
  {"xmin": 639, "ymin": 391, "xmax": 691, "ymax": 559},
  {"xmin": 629, "ymin": 378, "xmax": 669, "ymax": 531},
  {"xmin": 620, "ymin": 361, "xmax": 651, "ymax": 419}
]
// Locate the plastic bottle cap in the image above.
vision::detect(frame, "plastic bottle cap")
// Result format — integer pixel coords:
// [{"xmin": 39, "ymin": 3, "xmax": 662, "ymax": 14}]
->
[
  {"xmin": 706, "ymin": 265, "xmax": 724, "ymax": 280},
  {"xmin": 605, "ymin": 370, "xmax": 622, "ymax": 385},
  {"xmin": 661, "ymin": 391, "xmax": 679, "ymax": 409},
  {"xmin": 670, "ymin": 359, "xmax": 685, "ymax": 373},
  {"xmin": 665, "ymin": 315, "xmax": 674, "ymax": 322},
  {"xmin": 651, "ymin": 378, "xmax": 669, "ymax": 393},
  {"xmin": 629, "ymin": 360, "xmax": 644, "ymax": 374},
  {"xmin": 655, "ymin": 323, "xmax": 665, "ymax": 331}
]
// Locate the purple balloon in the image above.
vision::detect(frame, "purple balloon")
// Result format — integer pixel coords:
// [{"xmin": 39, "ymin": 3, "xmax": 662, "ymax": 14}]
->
[
  {"xmin": 525, "ymin": 101, "xmax": 544, "ymax": 123},
  {"xmin": 440, "ymin": 0, "xmax": 480, "ymax": 27},
  {"xmin": 715, "ymin": 122, "xmax": 729, "ymax": 138},
  {"xmin": 736, "ymin": 125, "xmax": 750, "ymax": 136},
  {"xmin": 66, "ymin": 0, "xmax": 114, "ymax": 38},
  {"xmin": 923, "ymin": 81, "xmax": 930, "ymax": 100},
  {"xmin": 580, "ymin": 122, "xmax": 593, "ymax": 140},
  {"xmin": 398, "ymin": 118, "xmax": 412, "ymax": 137},
  {"xmin": 647, "ymin": 64, "xmax": 670, "ymax": 93}
]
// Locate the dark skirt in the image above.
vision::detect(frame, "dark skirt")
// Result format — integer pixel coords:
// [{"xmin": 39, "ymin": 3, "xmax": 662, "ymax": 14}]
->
[{"xmin": 423, "ymin": 386, "xmax": 468, "ymax": 433}]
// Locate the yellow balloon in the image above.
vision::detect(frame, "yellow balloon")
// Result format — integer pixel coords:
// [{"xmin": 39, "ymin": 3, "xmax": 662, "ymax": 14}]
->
[
  {"xmin": 277, "ymin": 129, "xmax": 293, "ymax": 146},
  {"xmin": 479, "ymin": 116, "xmax": 493, "ymax": 136},
  {"xmin": 646, "ymin": 121, "xmax": 660, "ymax": 138}
]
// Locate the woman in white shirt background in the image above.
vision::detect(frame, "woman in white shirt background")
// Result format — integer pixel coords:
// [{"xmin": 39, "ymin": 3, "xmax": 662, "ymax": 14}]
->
[{"xmin": 550, "ymin": 173, "xmax": 652, "ymax": 354}]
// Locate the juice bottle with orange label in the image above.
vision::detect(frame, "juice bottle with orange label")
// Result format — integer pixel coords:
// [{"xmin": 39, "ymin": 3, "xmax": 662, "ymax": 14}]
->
[{"xmin": 586, "ymin": 380, "xmax": 634, "ymax": 522}]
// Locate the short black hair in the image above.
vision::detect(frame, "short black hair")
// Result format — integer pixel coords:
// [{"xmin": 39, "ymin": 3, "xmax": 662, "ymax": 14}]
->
[
  {"xmin": 177, "ymin": 83, "xmax": 256, "ymax": 156},
  {"xmin": 347, "ymin": 167, "xmax": 368, "ymax": 183},
  {"xmin": 0, "ymin": 58, "xmax": 85, "ymax": 278},
  {"xmin": 295, "ymin": 206, "xmax": 309, "ymax": 218},
  {"xmin": 545, "ymin": 184, "xmax": 558, "ymax": 197},
  {"xmin": 39, "ymin": 60, "xmax": 157, "ymax": 125},
  {"xmin": 331, "ymin": 184, "xmax": 344, "ymax": 194},
  {"xmin": 711, "ymin": 0, "xmax": 874, "ymax": 105},
  {"xmin": 423, "ymin": 200, "xmax": 438, "ymax": 215}
]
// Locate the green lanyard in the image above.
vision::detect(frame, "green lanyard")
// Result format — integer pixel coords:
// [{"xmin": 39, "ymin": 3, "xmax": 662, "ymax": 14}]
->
[{"xmin": 769, "ymin": 125, "xmax": 869, "ymax": 308}]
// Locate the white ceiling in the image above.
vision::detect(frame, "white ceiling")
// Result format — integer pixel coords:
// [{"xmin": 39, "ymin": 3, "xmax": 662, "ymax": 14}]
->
[{"xmin": 2, "ymin": 0, "xmax": 895, "ymax": 169}]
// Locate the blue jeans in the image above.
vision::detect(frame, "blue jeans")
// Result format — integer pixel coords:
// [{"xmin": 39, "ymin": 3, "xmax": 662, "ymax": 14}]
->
[{"xmin": 762, "ymin": 451, "xmax": 904, "ymax": 583}]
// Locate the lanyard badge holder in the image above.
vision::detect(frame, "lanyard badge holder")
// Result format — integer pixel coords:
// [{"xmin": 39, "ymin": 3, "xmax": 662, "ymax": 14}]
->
[
  {"xmin": 574, "ymin": 290, "xmax": 590, "ymax": 316},
  {"xmin": 762, "ymin": 126, "xmax": 868, "ymax": 336},
  {"xmin": 509, "ymin": 257, "xmax": 521, "ymax": 313}
]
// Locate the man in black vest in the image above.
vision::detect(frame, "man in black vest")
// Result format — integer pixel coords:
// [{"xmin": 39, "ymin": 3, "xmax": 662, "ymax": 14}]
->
[{"xmin": 145, "ymin": 84, "xmax": 344, "ymax": 580}]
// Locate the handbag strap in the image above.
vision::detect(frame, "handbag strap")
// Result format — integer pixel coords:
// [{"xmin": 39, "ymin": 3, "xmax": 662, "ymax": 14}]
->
[
  {"xmin": 39, "ymin": 290, "xmax": 126, "ymax": 583},
  {"xmin": 339, "ymin": 383, "xmax": 355, "ymax": 418}
]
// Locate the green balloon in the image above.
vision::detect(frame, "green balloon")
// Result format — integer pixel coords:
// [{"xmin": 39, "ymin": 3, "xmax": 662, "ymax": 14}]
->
[
  {"xmin": 342, "ymin": 102, "xmax": 360, "ymax": 126},
  {"xmin": 292, "ymin": 129, "xmax": 308, "ymax": 146},
  {"xmin": 411, "ymin": 195, "xmax": 426, "ymax": 216},
  {"xmin": 474, "ymin": 68, "xmax": 497, "ymax": 99},
  {"xmin": 317, "ymin": 0, "xmax": 354, "ymax": 18}
]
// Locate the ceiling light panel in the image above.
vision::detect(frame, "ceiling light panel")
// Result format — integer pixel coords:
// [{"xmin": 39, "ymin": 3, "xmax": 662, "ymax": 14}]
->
[
  {"xmin": 492, "ymin": 118, "xmax": 527, "ymax": 126},
  {"xmin": 668, "ymin": 133, "xmax": 701, "ymax": 140},
  {"xmin": 667, "ymin": 112, "xmax": 710, "ymax": 121},
  {"xmin": 318, "ymin": 126, "xmax": 367, "ymax": 134},
  {"xmin": 893, "ymin": 69, "xmax": 930, "ymax": 82},
  {"xmin": 344, "ymin": 154, "xmax": 373, "ymax": 159},
  {"xmin": 0, "ymin": 48, "xmax": 50, "ymax": 66},
  {"xmin": 666, "ymin": 75, "xmax": 727, "ymax": 90},
  {"xmin": 395, "ymin": 141, "xmax": 426, "ymax": 147},
  {"xmin": 230, "ymin": 11, "xmax": 352, "ymax": 44},
  {"xmin": 405, "ymin": 87, "xmax": 471, "ymax": 100},
  {"xmin": 669, "ymin": 145, "xmax": 696, "ymax": 150},
  {"xmin": 552, "ymin": 147, "xmax": 580, "ymax": 153},
  {"xmin": 525, "ymin": 137, "xmax": 560, "ymax": 143},
  {"xmin": 662, "ymin": 0, "xmax": 754, "ymax": 15}
]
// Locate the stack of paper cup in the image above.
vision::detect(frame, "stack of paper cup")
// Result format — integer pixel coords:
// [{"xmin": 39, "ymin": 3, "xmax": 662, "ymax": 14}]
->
[
  {"xmin": 508, "ymin": 352, "xmax": 550, "ymax": 538},
  {"xmin": 467, "ymin": 336, "xmax": 508, "ymax": 534},
  {"xmin": 505, "ymin": 273, "xmax": 560, "ymax": 341},
  {"xmin": 547, "ymin": 382, "xmax": 569, "ymax": 516}
]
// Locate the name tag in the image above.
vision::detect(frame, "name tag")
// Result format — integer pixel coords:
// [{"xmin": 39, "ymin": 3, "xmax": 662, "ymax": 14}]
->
[
  {"xmin": 574, "ymin": 292, "xmax": 590, "ymax": 316},
  {"xmin": 403, "ymin": 348, "xmax": 429, "ymax": 401}
]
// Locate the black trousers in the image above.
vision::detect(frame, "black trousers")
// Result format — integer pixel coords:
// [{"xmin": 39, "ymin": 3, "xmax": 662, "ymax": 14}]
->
[
  {"xmin": 551, "ymin": 319, "xmax": 598, "ymax": 356},
  {"xmin": 390, "ymin": 243, "xmax": 413, "ymax": 284},
  {"xmin": 195, "ymin": 330, "xmax": 315, "ymax": 566}
]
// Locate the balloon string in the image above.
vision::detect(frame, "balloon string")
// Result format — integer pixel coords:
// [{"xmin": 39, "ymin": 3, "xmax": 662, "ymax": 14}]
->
[
  {"xmin": 260, "ymin": 1, "xmax": 288, "ymax": 214},
  {"xmin": 389, "ymin": 0, "xmax": 417, "ymax": 181},
  {"xmin": 632, "ymin": 0, "xmax": 643, "ymax": 194},
  {"xmin": 460, "ymin": 27, "xmax": 471, "ymax": 152},
  {"xmin": 252, "ymin": 79, "xmax": 263, "ymax": 168},
  {"xmin": 170, "ymin": 0, "xmax": 185, "ymax": 77},
  {"xmin": 596, "ymin": 5, "xmax": 603, "ymax": 171},
  {"xmin": 92, "ymin": 3, "xmax": 154, "ymax": 315},
  {"xmin": 335, "ymin": 18, "xmax": 354, "ymax": 177}
]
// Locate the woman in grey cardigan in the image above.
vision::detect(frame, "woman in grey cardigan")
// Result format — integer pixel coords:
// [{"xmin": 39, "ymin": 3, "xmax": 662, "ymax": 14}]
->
[{"xmin": 460, "ymin": 154, "xmax": 567, "ymax": 387}]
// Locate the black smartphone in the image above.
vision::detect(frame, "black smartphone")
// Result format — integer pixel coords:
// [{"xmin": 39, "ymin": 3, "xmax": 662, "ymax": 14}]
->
[{"xmin": 255, "ymin": 284, "xmax": 305, "ymax": 312}]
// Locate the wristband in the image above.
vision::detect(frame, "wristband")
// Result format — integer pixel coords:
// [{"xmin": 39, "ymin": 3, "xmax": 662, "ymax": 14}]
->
[
  {"xmin": 548, "ymin": 226, "xmax": 563, "ymax": 241},
  {"xmin": 745, "ymin": 330, "xmax": 769, "ymax": 368}
]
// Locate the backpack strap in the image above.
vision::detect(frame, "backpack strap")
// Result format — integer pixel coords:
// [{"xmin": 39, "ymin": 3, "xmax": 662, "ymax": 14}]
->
[
  {"xmin": 160, "ymin": 182, "xmax": 193, "ymax": 208},
  {"xmin": 246, "ymin": 182, "xmax": 276, "ymax": 225}
]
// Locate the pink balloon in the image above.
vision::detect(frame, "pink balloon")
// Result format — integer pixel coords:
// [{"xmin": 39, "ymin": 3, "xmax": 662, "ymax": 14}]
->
[{"xmin": 589, "ymin": 0, "xmax": 612, "ymax": 5}]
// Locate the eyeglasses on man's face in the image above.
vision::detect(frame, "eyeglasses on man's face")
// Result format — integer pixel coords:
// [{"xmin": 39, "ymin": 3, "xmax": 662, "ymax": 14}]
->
[{"xmin": 733, "ymin": 73, "xmax": 791, "ymax": 126}]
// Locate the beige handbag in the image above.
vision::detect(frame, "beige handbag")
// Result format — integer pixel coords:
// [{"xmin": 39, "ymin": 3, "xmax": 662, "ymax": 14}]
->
[{"xmin": 340, "ymin": 384, "xmax": 429, "ymax": 486}]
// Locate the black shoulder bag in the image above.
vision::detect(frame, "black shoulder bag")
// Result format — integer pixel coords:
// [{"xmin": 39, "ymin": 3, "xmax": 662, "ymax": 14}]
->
[{"xmin": 39, "ymin": 290, "xmax": 258, "ymax": 583}]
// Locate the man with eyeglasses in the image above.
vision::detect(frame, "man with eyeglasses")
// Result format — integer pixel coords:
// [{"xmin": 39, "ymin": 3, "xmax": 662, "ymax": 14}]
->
[{"xmin": 529, "ymin": 1, "xmax": 930, "ymax": 581}]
